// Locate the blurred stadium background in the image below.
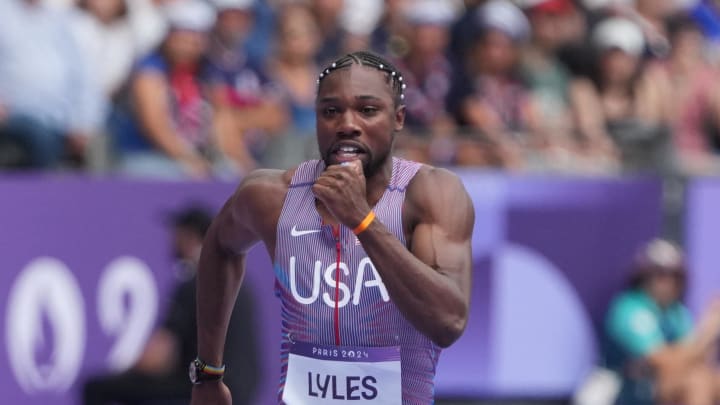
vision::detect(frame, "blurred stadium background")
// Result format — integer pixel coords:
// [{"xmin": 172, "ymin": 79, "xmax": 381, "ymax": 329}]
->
[{"xmin": 1, "ymin": 0, "xmax": 720, "ymax": 404}]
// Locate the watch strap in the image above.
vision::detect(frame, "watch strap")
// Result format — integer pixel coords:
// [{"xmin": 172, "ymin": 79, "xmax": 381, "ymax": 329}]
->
[{"xmin": 192, "ymin": 357, "xmax": 225, "ymax": 383}]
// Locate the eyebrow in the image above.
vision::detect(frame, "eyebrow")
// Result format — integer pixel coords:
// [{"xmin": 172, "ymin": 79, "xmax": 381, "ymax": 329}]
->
[{"xmin": 317, "ymin": 95, "xmax": 385, "ymax": 104}]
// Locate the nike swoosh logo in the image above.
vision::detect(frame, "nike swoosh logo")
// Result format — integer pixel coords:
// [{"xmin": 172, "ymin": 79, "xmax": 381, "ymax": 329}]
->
[{"xmin": 290, "ymin": 225, "xmax": 321, "ymax": 237}]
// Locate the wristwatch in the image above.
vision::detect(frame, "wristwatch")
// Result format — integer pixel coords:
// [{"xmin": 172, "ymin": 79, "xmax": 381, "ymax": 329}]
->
[{"xmin": 189, "ymin": 357, "xmax": 225, "ymax": 384}]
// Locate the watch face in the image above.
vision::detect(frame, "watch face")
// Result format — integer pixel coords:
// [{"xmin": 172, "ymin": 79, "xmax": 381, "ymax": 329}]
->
[{"xmin": 189, "ymin": 361, "xmax": 198, "ymax": 383}]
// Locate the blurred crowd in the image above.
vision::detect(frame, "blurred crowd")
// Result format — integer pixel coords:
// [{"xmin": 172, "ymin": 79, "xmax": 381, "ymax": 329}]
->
[{"xmin": 4, "ymin": 0, "xmax": 720, "ymax": 178}]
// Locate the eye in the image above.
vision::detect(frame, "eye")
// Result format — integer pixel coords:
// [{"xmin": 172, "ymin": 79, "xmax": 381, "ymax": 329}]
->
[
  {"xmin": 360, "ymin": 106, "xmax": 379, "ymax": 116},
  {"xmin": 322, "ymin": 106, "xmax": 339, "ymax": 117}
]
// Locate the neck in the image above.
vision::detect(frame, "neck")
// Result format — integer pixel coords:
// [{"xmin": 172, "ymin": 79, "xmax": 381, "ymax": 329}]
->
[{"xmin": 364, "ymin": 156, "xmax": 394, "ymax": 205}]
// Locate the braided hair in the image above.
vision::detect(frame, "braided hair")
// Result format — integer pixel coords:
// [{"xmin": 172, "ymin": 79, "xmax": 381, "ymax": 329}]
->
[{"xmin": 317, "ymin": 51, "xmax": 407, "ymax": 106}]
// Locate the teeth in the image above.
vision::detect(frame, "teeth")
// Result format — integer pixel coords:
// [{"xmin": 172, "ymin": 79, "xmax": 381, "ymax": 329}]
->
[{"xmin": 339, "ymin": 146, "xmax": 358, "ymax": 153}]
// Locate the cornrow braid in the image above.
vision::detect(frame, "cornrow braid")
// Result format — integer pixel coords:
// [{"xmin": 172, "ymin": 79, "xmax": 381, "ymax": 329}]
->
[{"xmin": 317, "ymin": 51, "xmax": 407, "ymax": 106}]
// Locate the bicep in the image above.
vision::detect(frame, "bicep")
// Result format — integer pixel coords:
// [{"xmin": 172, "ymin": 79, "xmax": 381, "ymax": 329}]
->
[
  {"xmin": 410, "ymin": 172, "xmax": 474, "ymax": 296},
  {"xmin": 214, "ymin": 171, "xmax": 283, "ymax": 254},
  {"xmin": 213, "ymin": 187, "xmax": 260, "ymax": 256}
]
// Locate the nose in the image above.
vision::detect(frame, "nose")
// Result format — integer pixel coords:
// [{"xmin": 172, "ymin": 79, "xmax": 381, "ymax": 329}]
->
[{"xmin": 336, "ymin": 110, "xmax": 361, "ymax": 138}]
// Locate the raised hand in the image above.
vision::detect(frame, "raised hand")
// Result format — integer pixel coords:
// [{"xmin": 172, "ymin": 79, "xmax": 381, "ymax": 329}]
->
[{"xmin": 312, "ymin": 160, "xmax": 371, "ymax": 228}]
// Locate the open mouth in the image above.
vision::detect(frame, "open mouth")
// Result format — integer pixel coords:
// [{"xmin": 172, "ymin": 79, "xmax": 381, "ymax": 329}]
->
[{"xmin": 330, "ymin": 143, "xmax": 366, "ymax": 163}]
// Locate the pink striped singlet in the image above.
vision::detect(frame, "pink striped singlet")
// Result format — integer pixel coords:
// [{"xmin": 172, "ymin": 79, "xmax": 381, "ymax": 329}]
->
[{"xmin": 273, "ymin": 157, "xmax": 440, "ymax": 404}]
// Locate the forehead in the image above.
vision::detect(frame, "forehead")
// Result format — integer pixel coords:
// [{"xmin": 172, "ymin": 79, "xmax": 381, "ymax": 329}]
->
[{"xmin": 317, "ymin": 64, "xmax": 394, "ymax": 103}]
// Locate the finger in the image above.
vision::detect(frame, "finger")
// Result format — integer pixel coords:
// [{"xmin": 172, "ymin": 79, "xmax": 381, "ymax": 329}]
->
[
  {"xmin": 346, "ymin": 159, "xmax": 363, "ymax": 175},
  {"xmin": 314, "ymin": 175, "xmax": 341, "ymax": 188},
  {"xmin": 324, "ymin": 165, "xmax": 350, "ymax": 178},
  {"xmin": 312, "ymin": 182, "xmax": 334, "ymax": 196},
  {"xmin": 321, "ymin": 170, "xmax": 346, "ymax": 181},
  {"xmin": 337, "ymin": 161, "xmax": 362, "ymax": 176}
]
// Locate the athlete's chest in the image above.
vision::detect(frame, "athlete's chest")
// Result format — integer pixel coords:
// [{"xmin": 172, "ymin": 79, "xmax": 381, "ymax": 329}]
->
[{"xmin": 275, "ymin": 213, "xmax": 391, "ymax": 308}]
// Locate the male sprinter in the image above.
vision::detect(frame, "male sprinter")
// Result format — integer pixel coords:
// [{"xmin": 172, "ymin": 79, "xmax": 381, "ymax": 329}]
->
[{"xmin": 190, "ymin": 51, "xmax": 474, "ymax": 404}]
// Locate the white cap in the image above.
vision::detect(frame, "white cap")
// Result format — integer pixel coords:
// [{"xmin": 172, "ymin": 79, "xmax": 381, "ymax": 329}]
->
[
  {"xmin": 341, "ymin": 0, "xmax": 384, "ymax": 36},
  {"xmin": 210, "ymin": 0, "xmax": 254, "ymax": 12},
  {"xmin": 634, "ymin": 238, "xmax": 685, "ymax": 271},
  {"xmin": 164, "ymin": 0, "xmax": 217, "ymax": 32},
  {"xmin": 592, "ymin": 17, "xmax": 645, "ymax": 56},
  {"xmin": 404, "ymin": 0, "xmax": 461, "ymax": 26},
  {"xmin": 476, "ymin": 0, "xmax": 530, "ymax": 42}
]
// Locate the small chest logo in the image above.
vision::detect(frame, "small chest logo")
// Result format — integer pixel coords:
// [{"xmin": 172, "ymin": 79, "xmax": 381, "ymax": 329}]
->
[{"xmin": 290, "ymin": 225, "xmax": 321, "ymax": 237}]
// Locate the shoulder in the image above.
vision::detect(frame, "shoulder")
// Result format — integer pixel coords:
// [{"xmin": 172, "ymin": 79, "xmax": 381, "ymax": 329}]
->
[
  {"xmin": 215, "ymin": 167, "xmax": 295, "ymax": 249},
  {"xmin": 233, "ymin": 168, "xmax": 293, "ymax": 207},
  {"xmin": 406, "ymin": 164, "xmax": 474, "ymax": 231},
  {"xmin": 609, "ymin": 291, "xmax": 649, "ymax": 314},
  {"xmin": 607, "ymin": 291, "xmax": 659, "ymax": 331},
  {"xmin": 408, "ymin": 164, "xmax": 466, "ymax": 194},
  {"xmin": 135, "ymin": 53, "xmax": 167, "ymax": 75}
]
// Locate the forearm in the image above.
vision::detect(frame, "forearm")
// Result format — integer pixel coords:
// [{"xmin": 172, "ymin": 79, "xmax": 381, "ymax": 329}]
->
[
  {"xmin": 652, "ymin": 339, "xmax": 715, "ymax": 377},
  {"xmin": 143, "ymin": 120, "xmax": 196, "ymax": 161},
  {"xmin": 684, "ymin": 332, "xmax": 719, "ymax": 363},
  {"xmin": 213, "ymin": 109, "xmax": 257, "ymax": 171},
  {"xmin": 196, "ymin": 230, "xmax": 246, "ymax": 366},
  {"xmin": 356, "ymin": 220, "xmax": 467, "ymax": 347}
]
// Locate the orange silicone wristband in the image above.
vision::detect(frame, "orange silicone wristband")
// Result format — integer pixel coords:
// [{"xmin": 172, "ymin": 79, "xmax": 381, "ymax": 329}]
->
[{"xmin": 353, "ymin": 211, "xmax": 376, "ymax": 235}]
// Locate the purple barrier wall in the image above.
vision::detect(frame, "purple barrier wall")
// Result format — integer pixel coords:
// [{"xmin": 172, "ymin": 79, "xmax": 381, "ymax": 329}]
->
[
  {"xmin": 685, "ymin": 180, "xmax": 720, "ymax": 316},
  {"xmin": 434, "ymin": 174, "xmax": 662, "ymax": 398},
  {"xmin": 0, "ymin": 174, "xmax": 662, "ymax": 404}
]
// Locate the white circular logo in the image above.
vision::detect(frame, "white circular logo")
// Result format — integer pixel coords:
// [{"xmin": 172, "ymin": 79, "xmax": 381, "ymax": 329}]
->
[{"xmin": 5, "ymin": 257, "xmax": 86, "ymax": 393}]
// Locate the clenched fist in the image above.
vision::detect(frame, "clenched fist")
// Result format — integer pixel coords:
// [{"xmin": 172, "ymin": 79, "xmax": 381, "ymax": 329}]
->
[
  {"xmin": 191, "ymin": 381, "xmax": 231, "ymax": 405},
  {"xmin": 312, "ymin": 160, "xmax": 371, "ymax": 228}
]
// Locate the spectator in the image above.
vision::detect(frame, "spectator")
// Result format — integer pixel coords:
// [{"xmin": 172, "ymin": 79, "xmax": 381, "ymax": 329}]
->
[
  {"xmin": 446, "ymin": 0, "xmax": 537, "ymax": 168},
  {"xmin": 339, "ymin": 0, "xmax": 385, "ymax": 55},
  {"xmin": 628, "ymin": 0, "xmax": 681, "ymax": 58},
  {"xmin": 310, "ymin": 0, "xmax": 347, "ymax": 64},
  {"xmin": 604, "ymin": 239, "xmax": 720, "ymax": 405},
  {"xmin": 570, "ymin": 17, "xmax": 671, "ymax": 173},
  {"xmin": 113, "ymin": 0, "xmax": 252, "ymax": 179},
  {"xmin": 72, "ymin": 0, "xmax": 136, "ymax": 101},
  {"xmin": 392, "ymin": 0, "xmax": 459, "ymax": 164},
  {"xmin": 370, "ymin": 0, "xmax": 413, "ymax": 57},
  {"xmin": 449, "ymin": 0, "xmax": 489, "ymax": 61},
  {"xmin": 241, "ymin": 0, "xmax": 277, "ymax": 67},
  {"xmin": 262, "ymin": 3, "xmax": 322, "ymax": 169},
  {"xmin": 519, "ymin": 0, "xmax": 583, "ymax": 172},
  {"xmin": 688, "ymin": 0, "xmax": 720, "ymax": 63},
  {"xmin": 0, "ymin": 0, "xmax": 104, "ymax": 169},
  {"xmin": 662, "ymin": 15, "xmax": 720, "ymax": 175},
  {"xmin": 71, "ymin": 0, "xmax": 138, "ymax": 171},
  {"xmin": 397, "ymin": 0, "xmax": 458, "ymax": 132},
  {"xmin": 83, "ymin": 206, "xmax": 260, "ymax": 405},
  {"xmin": 206, "ymin": 0, "xmax": 287, "ymax": 167},
  {"xmin": 126, "ymin": 0, "xmax": 174, "ymax": 58}
]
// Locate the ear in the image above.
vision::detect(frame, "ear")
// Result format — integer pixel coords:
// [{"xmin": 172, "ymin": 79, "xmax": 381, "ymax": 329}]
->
[{"xmin": 394, "ymin": 104, "xmax": 406, "ymax": 132}]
